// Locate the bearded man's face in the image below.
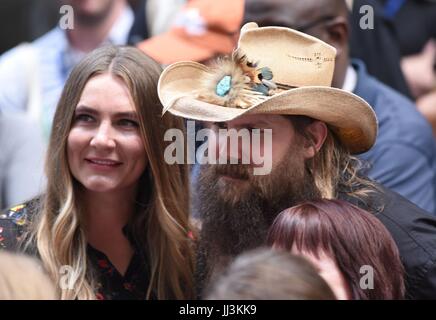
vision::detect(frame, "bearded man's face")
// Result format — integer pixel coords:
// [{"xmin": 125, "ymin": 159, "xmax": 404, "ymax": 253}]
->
[
  {"xmin": 194, "ymin": 115, "xmax": 322, "ymax": 258},
  {"xmin": 199, "ymin": 114, "xmax": 306, "ymax": 203}
]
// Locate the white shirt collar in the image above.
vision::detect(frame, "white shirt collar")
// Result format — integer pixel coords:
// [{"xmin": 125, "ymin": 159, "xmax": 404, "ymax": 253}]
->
[{"xmin": 341, "ymin": 65, "xmax": 358, "ymax": 92}]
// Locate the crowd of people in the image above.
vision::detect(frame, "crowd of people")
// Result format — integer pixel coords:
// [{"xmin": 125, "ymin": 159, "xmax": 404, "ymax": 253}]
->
[{"xmin": 0, "ymin": 0, "xmax": 436, "ymax": 300}]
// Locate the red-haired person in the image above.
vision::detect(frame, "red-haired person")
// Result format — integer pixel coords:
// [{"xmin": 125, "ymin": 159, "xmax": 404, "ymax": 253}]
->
[{"xmin": 267, "ymin": 199, "xmax": 405, "ymax": 300}]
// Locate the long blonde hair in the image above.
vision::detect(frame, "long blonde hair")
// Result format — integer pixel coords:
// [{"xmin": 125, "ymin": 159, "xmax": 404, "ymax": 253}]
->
[
  {"xmin": 25, "ymin": 46, "xmax": 195, "ymax": 299},
  {"xmin": 290, "ymin": 116, "xmax": 379, "ymax": 202}
]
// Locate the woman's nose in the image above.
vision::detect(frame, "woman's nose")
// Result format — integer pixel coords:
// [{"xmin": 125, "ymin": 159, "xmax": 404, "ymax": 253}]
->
[{"xmin": 90, "ymin": 121, "xmax": 116, "ymax": 150}]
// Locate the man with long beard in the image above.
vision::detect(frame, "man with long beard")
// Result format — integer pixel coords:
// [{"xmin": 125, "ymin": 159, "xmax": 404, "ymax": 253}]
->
[
  {"xmin": 193, "ymin": 115, "xmax": 320, "ymax": 267},
  {"xmin": 158, "ymin": 23, "xmax": 436, "ymax": 299}
]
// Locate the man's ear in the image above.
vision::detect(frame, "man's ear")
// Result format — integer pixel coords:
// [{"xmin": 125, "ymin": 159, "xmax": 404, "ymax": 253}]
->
[
  {"xmin": 325, "ymin": 16, "xmax": 349, "ymax": 55},
  {"xmin": 302, "ymin": 121, "xmax": 328, "ymax": 159}
]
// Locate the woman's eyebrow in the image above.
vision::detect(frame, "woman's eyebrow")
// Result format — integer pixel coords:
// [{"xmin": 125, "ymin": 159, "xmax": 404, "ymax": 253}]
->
[
  {"xmin": 75, "ymin": 105, "xmax": 98, "ymax": 115},
  {"xmin": 75, "ymin": 106, "xmax": 138, "ymax": 119},
  {"xmin": 115, "ymin": 111, "xmax": 138, "ymax": 119}
]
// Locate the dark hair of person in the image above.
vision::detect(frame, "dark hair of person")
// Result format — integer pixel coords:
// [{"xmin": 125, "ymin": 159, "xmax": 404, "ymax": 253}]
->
[{"xmin": 267, "ymin": 199, "xmax": 405, "ymax": 299}]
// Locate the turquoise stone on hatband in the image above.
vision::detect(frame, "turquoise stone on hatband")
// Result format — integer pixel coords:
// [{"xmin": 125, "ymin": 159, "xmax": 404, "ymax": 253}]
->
[{"xmin": 216, "ymin": 75, "xmax": 232, "ymax": 96}]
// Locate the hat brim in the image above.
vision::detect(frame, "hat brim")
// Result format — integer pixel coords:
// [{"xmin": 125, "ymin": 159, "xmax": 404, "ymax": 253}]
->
[{"xmin": 158, "ymin": 61, "xmax": 378, "ymax": 154}]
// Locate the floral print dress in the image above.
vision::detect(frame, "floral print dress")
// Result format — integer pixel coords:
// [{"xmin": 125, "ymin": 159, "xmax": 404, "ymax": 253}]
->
[{"xmin": 0, "ymin": 200, "xmax": 154, "ymax": 300}]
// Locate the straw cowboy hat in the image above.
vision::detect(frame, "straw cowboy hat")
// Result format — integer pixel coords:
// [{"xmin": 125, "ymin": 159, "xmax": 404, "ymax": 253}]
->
[{"xmin": 158, "ymin": 22, "xmax": 378, "ymax": 154}]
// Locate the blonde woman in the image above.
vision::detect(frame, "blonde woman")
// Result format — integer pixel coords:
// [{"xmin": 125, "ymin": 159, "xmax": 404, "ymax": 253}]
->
[
  {"xmin": 0, "ymin": 251, "xmax": 57, "ymax": 300},
  {"xmin": 0, "ymin": 46, "xmax": 195, "ymax": 300}
]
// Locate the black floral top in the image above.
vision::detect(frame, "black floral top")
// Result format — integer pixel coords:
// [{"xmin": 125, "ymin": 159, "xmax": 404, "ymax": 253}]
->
[{"xmin": 0, "ymin": 200, "xmax": 154, "ymax": 300}]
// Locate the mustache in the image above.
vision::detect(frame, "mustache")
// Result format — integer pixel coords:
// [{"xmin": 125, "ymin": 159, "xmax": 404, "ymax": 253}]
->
[{"xmin": 213, "ymin": 164, "xmax": 252, "ymax": 180}]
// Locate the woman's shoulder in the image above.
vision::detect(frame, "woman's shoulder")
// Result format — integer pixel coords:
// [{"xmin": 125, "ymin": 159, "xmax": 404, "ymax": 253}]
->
[{"xmin": 0, "ymin": 198, "xmax": 41, "ymax": 251}]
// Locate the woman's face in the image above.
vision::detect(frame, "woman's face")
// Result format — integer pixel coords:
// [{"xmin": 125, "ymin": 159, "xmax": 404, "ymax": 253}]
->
[
  {"xmin": 67, "ymin": 73, "xmax": 147, "ymax": 194},
  {"xmin": 292, "ymin": 247, "xmax": 352, "ymax": 300}
]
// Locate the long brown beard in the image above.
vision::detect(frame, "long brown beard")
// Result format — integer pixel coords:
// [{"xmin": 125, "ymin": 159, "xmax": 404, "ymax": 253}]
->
[{"xmin": 193, "ymin": 149, "xmax": 321, "ymax": 295}]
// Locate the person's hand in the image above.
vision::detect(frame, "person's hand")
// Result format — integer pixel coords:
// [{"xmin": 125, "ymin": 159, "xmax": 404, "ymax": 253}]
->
[{"xmin": 401, "ymin": 40, "xmax": 436, "ymax": 98}]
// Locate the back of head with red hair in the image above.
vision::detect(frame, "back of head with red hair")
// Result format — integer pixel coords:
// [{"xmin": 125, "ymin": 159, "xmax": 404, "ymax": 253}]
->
[{"xmin": 267, "ymin": 199, "xmax": 405, "ymax": 299}]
